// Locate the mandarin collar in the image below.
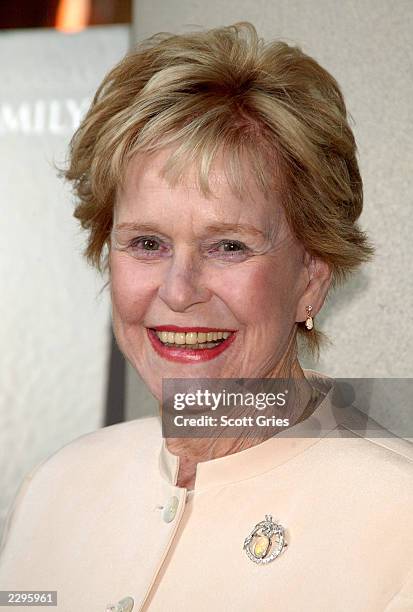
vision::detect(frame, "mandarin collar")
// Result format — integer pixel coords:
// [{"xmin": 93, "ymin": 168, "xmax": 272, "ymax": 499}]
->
[{"xmin": 159, "ymin": 370, "xmax": 345, "ymax": 492}]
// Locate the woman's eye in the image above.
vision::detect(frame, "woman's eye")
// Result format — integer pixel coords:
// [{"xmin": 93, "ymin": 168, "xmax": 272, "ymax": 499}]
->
[
  {"xmin": 136, "ymin": 238, "xmax": 159, "ymax": 250},
  {"xmin": 223, "ymin": 241, "xmax": 243, "ymax": 251},
  {"xmin": 127, "ymin": 236, "xmax": 167, "ymax": 256},
  {"xmin": 210, "ymin": 240, "xmax": 249, "ymax": 257}
]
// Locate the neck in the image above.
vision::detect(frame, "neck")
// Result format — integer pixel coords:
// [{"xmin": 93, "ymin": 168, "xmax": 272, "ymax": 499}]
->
[{"xmin": 164, "ymin": 338, "xmax": 315, "ymax": 490}]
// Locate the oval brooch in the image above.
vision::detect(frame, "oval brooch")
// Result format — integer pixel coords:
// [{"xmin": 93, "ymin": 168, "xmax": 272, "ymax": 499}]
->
[{"xmin": 243, "ymin": 514, "xmax": 288, "ymax": 564}]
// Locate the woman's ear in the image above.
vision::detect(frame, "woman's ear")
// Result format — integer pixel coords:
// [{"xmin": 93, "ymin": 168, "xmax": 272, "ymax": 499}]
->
[{"xmin": 295, "ymin": 253, "xmax": 332, "ymax": 323}]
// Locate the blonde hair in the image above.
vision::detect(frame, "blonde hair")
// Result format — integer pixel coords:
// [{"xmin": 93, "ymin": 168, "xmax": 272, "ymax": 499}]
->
[{"xmin": 59, "ymin": 21, "xmax": 374, "ymax": 356}]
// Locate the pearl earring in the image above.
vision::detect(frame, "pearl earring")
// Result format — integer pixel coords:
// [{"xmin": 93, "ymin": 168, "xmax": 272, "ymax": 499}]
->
[{"xmin": 305, "ymin": 305, "xmax": 313, "ymax": 330}]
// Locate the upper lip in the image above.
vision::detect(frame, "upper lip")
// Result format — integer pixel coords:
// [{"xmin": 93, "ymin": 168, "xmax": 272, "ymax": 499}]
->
[{"xmin": 149, "ymin": 325, "xmax": 236, "ymax": 333}]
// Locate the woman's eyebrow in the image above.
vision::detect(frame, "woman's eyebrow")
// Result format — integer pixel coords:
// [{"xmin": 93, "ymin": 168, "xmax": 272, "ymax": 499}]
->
[
  {"xmin": 113, "ymin": 221, "xmax": 266, "ymax": 237},
  {"xmin": 113, "ymin": 222, "xmax": 162, "ymax": 233}
]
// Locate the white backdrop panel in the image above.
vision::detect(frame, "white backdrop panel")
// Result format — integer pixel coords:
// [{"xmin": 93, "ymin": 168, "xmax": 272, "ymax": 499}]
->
[{"xmin": 0, "ymin": 25, "xmax": 129, "ymax": 540}]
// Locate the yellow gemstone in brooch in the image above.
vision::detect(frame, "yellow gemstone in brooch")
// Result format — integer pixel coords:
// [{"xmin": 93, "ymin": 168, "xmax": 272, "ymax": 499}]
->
[
  {"xmin": 253, "ymin": 535, "xmax": 271, "ymax": 559},
  {"xmin": 243, "ymin": 514, "xmax": 287, "ymax": 565}
]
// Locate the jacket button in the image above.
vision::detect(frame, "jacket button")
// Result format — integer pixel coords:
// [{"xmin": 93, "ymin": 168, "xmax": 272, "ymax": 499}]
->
[
  {"xmin": 163, "ymin": 496, "xmax": 179, "ymax": 523},
  {"xmin": 117, "ymin": 597, "xmax": 134, "ymax": 612},
  {"xmin": 105, "ymin": 597, "xmax": 134, "ymax": 612}
]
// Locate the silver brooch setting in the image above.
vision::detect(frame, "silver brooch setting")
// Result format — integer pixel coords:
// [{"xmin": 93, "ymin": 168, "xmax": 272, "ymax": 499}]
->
[{"xmin": 243, "ymin": 514, "xmax": 287, "ymax": 564}]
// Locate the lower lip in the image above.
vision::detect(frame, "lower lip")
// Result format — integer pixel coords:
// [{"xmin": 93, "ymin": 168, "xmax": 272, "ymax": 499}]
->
[{"xmin": 147, "ymin": 329, "xmax": 237, "ymax": 363}]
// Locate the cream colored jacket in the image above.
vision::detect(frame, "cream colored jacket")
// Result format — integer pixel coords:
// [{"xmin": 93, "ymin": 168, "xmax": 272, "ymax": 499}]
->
[{"xmin": 0, "ymin": 371, "xmax": 412, "ymax": 612}]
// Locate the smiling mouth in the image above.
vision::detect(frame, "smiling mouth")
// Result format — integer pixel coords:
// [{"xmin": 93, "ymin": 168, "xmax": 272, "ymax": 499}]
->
[
  {"xmin": 151, "ymin": 329, "xmax": 233, "ymax": 349},
  {"xmin": 146, "ymin": 327, "xmax": 237, "ymax": 362}
]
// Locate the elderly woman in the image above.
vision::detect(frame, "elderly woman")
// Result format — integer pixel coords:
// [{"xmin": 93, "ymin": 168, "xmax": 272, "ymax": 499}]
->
[{"xmin": 1, "ymin": 22, "xmax": 412, "ymax": 612}]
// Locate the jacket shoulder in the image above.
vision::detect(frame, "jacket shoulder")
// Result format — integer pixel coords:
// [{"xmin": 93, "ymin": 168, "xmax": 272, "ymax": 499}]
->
[
  {"xmin": 338, "ymin": 404, "xmax": 413, "ymax": 465},
  {"xmin": 359, "ymin": 434, "xmax": 413, "ymax": 463},
  {"xmin": 306, "ymin": 369, "xmax": 413, "ymax": 466},
  {"xmin": 47, "ymin": 415, "xmax": 162, "ymax": 465},
  {"xmin": 0, "ymin": 417, "xmax": 162, "ymax": 555}
]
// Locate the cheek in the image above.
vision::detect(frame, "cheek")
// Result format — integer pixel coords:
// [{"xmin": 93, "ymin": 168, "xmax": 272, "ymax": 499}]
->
[
  {"xmin": 110, "ymin": 253, "xmax": 155, "ymax": 323},
  {"xmin": 248, "ymin": 268, "xmax": 291, "ymax": 324},
  {"xmin": 215, "ymin": 257, "xmax": 302, "ymax": 327}
]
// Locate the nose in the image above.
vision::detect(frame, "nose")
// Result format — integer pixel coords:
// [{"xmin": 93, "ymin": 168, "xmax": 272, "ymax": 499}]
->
[{"xmin": 157, "ymin": 249, "xmax": 212, "ymax": 312}]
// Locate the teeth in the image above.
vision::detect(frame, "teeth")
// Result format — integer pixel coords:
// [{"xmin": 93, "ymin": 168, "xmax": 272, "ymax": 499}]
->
[
  {"xmin": 154, "ymin": 330, "xmax": 233, "ymax": 346},
  {"xmin": 185, "ymin": 332, "xmax": 198, "ymax": 345}
]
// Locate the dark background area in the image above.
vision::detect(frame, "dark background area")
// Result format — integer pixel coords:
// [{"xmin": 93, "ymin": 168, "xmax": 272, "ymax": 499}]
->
[{"xmin": 0, "ymin": 0, "xmax": 131, "ymax": 29}]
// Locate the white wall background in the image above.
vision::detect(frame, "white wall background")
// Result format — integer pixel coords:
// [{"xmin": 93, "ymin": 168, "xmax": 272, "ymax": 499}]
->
[{"xmin": 0, "ymin": 25, "xmax": 130, "ymax": 540}]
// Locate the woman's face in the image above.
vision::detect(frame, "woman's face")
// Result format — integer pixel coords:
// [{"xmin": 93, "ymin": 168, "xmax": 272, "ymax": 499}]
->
[{"xmin": 110, "ymin": 147, "xmax": 326, "ymax": 400}]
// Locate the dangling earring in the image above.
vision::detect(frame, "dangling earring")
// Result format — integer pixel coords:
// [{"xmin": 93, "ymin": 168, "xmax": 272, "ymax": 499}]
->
[{"xmin": 305, "ymin": 305, "xmax": 313, "ymax": 330}]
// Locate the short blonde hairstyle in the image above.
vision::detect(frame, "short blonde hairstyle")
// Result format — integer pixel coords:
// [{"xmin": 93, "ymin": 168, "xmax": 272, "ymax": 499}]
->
[{"xmin": 59, "ymin": 21, "xmax": 374, "ymax": 356}]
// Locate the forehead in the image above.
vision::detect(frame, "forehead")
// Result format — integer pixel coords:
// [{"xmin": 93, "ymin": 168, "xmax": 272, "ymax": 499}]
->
[{"xmin": 115, "ymin": 146, "xmax": 284, "ymax": 230}]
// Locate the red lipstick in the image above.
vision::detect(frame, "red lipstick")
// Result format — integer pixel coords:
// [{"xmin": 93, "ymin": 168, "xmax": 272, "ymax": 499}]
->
[{"xmin": 146, "ymin": 327, "xmax": 237, "ymax": 363}]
